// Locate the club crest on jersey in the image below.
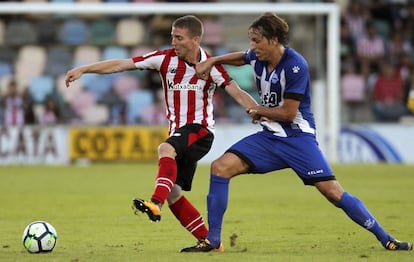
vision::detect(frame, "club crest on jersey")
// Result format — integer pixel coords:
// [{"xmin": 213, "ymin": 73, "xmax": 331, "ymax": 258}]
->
[
  {"xmin": 170, "ymin": 67, "xmax": 176, "ymax": 73},
  {"xmin": 271, "ymin": 74, "xmax": 279, "ymax": 84},
  {"xmin": 167, "ymin": 79, "xmax": 203, "ymax": 91},
  {"xmin": 292, "ymin": 66, "xmax": 300, "ymax": 73}
]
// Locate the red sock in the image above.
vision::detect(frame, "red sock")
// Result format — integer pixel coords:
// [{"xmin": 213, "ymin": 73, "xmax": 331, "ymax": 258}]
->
[
  {"xmin": 151, "ymin": 157, "xmax": 177, "ymax": 205},
  {"xmin": 169, "ymin": 196, "xmax": 208, "ymax": 240}
]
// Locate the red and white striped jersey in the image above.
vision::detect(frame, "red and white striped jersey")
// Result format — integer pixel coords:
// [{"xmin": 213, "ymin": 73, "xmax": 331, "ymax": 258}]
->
[{"xmin": 132, "ymin": 47, "xmax": 230, "ymax": 135}]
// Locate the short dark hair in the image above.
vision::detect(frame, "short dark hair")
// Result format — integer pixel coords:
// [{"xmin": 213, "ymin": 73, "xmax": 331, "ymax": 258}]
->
[
  {"xmin": 172, "ymin": 15, "xmax": 204, "ymax": 38},
  {"xmin": 249, "ymin": 12, "xmax": 289, "ymax": 45}
]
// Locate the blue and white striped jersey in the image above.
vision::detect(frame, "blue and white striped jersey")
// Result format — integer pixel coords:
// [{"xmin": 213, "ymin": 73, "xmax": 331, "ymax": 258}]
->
[{"xmin": 242, "ymin": 47, "xmax": 316, "ymax": 137}]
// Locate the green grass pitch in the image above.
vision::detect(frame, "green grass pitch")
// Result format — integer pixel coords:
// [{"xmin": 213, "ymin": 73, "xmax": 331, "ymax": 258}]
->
[{"xmin": 0, "ymin": 163, "xmax": 413, "ymax": 262}]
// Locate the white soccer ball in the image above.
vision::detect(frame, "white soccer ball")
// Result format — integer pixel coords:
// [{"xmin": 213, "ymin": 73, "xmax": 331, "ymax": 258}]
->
[{"xmin": 22, "ymin": 221, "xmax": 58, "ymax": 253}]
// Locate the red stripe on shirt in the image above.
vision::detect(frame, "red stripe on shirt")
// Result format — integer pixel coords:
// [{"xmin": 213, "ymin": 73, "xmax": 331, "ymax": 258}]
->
[
  {"xmin": 159, "ymin": 51, "xmax": 172, "ymax": 132},
  {"xmin": 187, "ymin": 74, "xmax": 199, "ymax": 123},
  {"xmin": 173, "ymin": 60, "xmax": 187, "ymax": 128}
]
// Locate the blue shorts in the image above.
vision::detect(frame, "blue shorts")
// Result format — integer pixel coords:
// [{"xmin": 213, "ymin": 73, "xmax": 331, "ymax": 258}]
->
[{"xmin": 227, "ymin": 130, "xmax": 335, "ymax": 185}]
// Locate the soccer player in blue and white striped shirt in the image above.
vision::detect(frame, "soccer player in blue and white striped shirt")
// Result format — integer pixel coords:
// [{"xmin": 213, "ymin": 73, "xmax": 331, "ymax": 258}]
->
[{"xmin": 181, "ymin": 13, "xmax": 412, "ymax": 252}]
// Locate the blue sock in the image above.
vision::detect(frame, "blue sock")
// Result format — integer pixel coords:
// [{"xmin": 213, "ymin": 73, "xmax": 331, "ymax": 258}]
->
[
  {"xmin": 206, "ymin": 174, "xmax": 229, "ymax": 248},
  {"xmin": 336, "ymin": 192, "xmax": 393, "ymax": 246}
]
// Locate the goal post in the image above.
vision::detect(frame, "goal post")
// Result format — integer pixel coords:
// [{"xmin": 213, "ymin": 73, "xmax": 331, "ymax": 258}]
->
[{"xmin": 0, "ymin": 2, "xmax": 341, "ymax": 163}]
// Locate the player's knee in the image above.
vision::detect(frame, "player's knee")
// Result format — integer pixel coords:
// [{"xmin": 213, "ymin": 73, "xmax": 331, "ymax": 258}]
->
[
  {"xmin": 211, "ymin": 158, "xmax": 232, "ymax": 178},
  {"xmin": 158, "ymin": 142, "xmax": 176, "ymax": 158},
  {"xmin": 316, "ymin": 180, "xmax": 344, "ymax": 204},
  {"xmin": 210, "ymin": 158, "xmax": 221, "ymax": 173},
  {"xmin": 324, "ymin": 189, "xmax": 343, "ymax": 204}
]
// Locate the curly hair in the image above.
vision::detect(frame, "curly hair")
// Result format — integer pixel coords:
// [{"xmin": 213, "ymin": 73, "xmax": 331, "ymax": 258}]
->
[{"xmin": 249, "ymin": 12, "xmax": 289, "ymax": 45}]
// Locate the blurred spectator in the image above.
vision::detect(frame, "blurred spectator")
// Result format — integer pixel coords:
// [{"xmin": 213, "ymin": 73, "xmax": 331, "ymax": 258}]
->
[
  {"xmin": 344, "ymin": 0, "xmax": 370, "ymax": 41},
  {"xmin": 39, "ymin": 96, "xmax": 61, "ymax": 125},
  {"xmin": 398, "ymin": 55, "xmax": 413, "ymax": 109},
  {"xmin": 1, "ymin": 79, "xmax": 25, "ymax": 126},
  {"xmin": 22, "ymin": 88, "xmax": 36, "ymax": 125},
  {"xmin": 402, "ymin": 4, "xmax": 414, "ymax": 45},
  {"xmin": 368, "ymin": 0, "xmax": 400, "ymax": 26},
  {"xmin": 340, "ymin": 17, "xmax": 356, "ymax": 64},
  {"xmin": 387, "ymin": 30, "xmax": 412, "ymax": 64},
  {"xmin": 102, "ymin": 89, "xmax": 126, "ymax": 126},
  {"xmin": 141, "ymin": 89, "xmax": 167, "ymax": 125},
  {"xmin": 371, "ymin": 62, "xmax": 407, "ymax": 122},
  {"xmin": 356, "ymin": 20, "xmax": 386, "ymax": 78},
  {"xmin": 340, "ymin": 61, "xmax": 367, "ymax": 122},
  {"xmin": 110, "ymin": 102, "xmax": 127, "ymax": 126}
]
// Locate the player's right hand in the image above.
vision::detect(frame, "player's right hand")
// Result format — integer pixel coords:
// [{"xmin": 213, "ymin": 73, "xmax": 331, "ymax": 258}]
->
[{"xmin": 64, "ymin": 68, "xmax": 82, "ymax": 87}]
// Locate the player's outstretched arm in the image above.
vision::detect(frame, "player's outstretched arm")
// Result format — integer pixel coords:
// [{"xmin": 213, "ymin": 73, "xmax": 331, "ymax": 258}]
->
[
  {"xmin": 225, "ymin": 80, "xmax": 258, "ymax": 111},
  {"xmin": 65, "ymin": 59, "xmax": 135, "ymax": 87},
  {"xmin": 247, "ymin": 98, "xmax": 300, "ymax": 122},
  {"xmin": 197, "ymin": 52, "xmax": 246, "ymax": 80}
]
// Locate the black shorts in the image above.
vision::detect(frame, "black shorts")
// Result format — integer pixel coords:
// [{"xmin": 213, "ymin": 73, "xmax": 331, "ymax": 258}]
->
[{"xmin": 166, "ymin": 124, "xmax": 214, "ymax": 191}]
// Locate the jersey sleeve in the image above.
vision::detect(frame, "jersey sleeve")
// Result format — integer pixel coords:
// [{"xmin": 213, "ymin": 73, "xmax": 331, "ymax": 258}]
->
[
  {"xmin": 242, "ymin": 49, "xmax": 255, "ymax": 64},
  {"xmin": 284, "ymin": 57, "xmax": 309, "ymax": 96},
  {"xmin": 210, "ymin": 64, "xmax": 230, "ymax": 89},
  {"xmin": 132, "ymin": 50, "xmax": 165, "ymax": 71}
]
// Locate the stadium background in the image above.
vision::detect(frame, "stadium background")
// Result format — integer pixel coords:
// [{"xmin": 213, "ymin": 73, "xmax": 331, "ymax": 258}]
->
[{"xmin": 0, "ymin": 0, "xmax": 413, "ymax": 165}]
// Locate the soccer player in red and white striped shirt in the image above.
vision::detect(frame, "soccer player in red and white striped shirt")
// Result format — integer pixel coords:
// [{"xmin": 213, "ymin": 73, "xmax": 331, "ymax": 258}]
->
[{"xmin": 65, "ymin": 15, "xmax": 257, "ymax": 245}]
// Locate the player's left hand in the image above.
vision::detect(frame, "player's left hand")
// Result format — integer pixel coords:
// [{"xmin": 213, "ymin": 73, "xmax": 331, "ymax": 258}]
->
[
  {"xmin": 247, "ymin": 107, "xmax": 259, "ymax": 118},
  {"xmin": 247, "ymin": 107, "xmax": 269, "ymax": 123}
]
